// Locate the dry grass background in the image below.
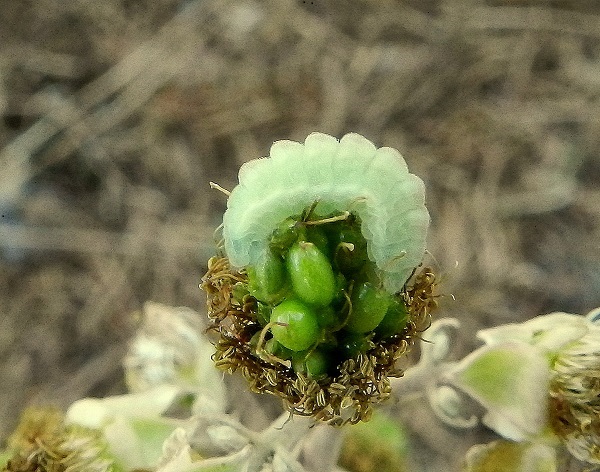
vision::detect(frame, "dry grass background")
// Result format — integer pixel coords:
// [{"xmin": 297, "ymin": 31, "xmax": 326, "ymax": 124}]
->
[{"xmin": 1, "ymin": 0, "xmax": 600, "ymax": 470}]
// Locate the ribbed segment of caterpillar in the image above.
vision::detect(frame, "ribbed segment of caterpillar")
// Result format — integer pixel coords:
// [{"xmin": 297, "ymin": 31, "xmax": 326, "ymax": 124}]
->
[{"xmin": 223, "ymin": 132, "xmax": 429, "ymax": 293}]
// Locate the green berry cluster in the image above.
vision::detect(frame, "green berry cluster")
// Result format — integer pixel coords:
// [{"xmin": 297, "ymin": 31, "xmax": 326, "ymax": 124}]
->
[{"xmin": 238, "ymin": 211, "xmax": 410, "ymax": 380}]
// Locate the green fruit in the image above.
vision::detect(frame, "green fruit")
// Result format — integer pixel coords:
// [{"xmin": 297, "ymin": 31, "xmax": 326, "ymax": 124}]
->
[
  {"xmin": 376, "ymin": 298, "xmax": 409, "ymax": 338},
  {"xmin": 270, "ymin": 299, "xmax": 320, "ymax": 351},
  {"xmin": 256, "ymin": 302, "xmax": 272, "ymax": 326},
  {"xmin": 317, "ymin": 306, "xmax": 338, "ymax": 328},
  {"xmin": 247, "ymin": 249, "xmax": 286, "ymax": 304},
  {"xmin": 231, "ymin": 282, "xmax": 249, "ymax": 304},
  {"xmin": 338, "ymin": 331, "xmax": 371, "ymax": 359},
  {"xmin": 329, "ymin": 223, "xmax": 368, "ymax": 274},
  {"xmin": 346, "ymin": 282, "xmax": 391, "ymax": 333},
  {"xmin": 332, "ymin": 272, "xmax": 348, "ymax": 307},
  {"xmin": 305, "ymin": 225, "xmax": 330, "ymax": 258},
  {"xmin": 353, "ymin": 261, "xmax": 380, "ymax": 286},
  {"xmin": 292, "ymin": 349, "xmax": 329, "ymax": 379},
  {"xmin": 270, "ymin": 217, "xmax": 300, "ymax": 255},
  {"xmin": 264, "ymin": 338, "xmax": 294, "ymax": 360},
  {"xmin": 286, "ymin": 241, "xmax": 336, "ymax": 307}
]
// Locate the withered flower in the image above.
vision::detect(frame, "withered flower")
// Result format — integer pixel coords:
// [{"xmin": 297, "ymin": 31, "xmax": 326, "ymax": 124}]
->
[
  {"xmin": 2, "ymin": 407, "xmax": 116, "ymax": 472},
  {"xmin": 548, "ymin": 310, "xmax": 600, "ymax": 465},
  {"xmin": 449, "ymin": 309, "xmax": 600, "ymax": 470}
]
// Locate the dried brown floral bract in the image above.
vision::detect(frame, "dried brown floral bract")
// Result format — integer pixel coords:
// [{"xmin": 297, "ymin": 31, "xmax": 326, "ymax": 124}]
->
[{"xmin": 201, "ymin": 256, "xmax": 437, "ymax": 425}]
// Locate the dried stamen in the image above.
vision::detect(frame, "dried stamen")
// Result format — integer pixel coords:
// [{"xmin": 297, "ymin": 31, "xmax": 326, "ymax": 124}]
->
[{"xmin": 201, "ymin": 257, "xmax": 437, "ymax": 425}]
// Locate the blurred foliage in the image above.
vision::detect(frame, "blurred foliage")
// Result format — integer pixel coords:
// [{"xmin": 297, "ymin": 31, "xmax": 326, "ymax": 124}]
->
[{"xmin": 339, "ymin": 410, "xmax": 409, "ymax": 472}]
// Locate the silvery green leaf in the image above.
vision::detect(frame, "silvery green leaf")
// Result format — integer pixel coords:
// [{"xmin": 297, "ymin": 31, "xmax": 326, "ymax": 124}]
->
[
  {"xmin": 124, "ymin": 302, "xmax": 227, "ymax": 414},
  {"xmin": 66, "ymin": 385, "xmax": 186, "ymax": 470},
  {"xmin": 185, "ymin": 414, "xmax": 254, "ymax": 458},
  {"xmin": 66, "ymin": 384, "xmax": 182, "ymax": 429},
  {"xmin": 157, "ymin": 427, "xmax": 252, "ymax": 472},
  {"xmin": 301, "ymin": 424, "xmax": 344, "ymax": 472},
  {"xmin": 269, "ymin": 447, "xmax": 307, "ymax": 472},
  {"xmin": 421, "ymin": 318, "xmax": 460, "ymax": 364},
  {"xmin": 102, "ymin": 414, "xmax": 180, "ymax": 470},
  {"xmin": 427, "ymin": 385, "xmax": 478, "ymax": 429},
  {"xmin": 206, "ymin": 424, "xmax": 251, "ymax": 453},
  {"xmin": 477, "ymin": 313, "xmax": 589, "ymax": 353},
  {"xmin": 447, "ymin": 342, "xmax": 551, "ymax": 440}
]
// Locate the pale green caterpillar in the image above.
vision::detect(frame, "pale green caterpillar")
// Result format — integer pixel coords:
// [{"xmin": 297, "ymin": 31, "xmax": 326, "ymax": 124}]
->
[{"xmin": 223, "ymin": 132, "xmax": 429, "ymax": 294}]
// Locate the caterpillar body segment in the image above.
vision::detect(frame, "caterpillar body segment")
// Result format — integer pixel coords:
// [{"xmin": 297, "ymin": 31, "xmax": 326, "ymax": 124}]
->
[{"xmin": 223, "ymin": 132, "xmax": 429, "ymax": 293}]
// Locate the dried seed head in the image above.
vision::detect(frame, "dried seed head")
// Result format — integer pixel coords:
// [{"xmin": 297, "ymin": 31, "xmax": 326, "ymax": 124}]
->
[
  {"xmin": 201, "ymin": 256, "xmax": 437, "ymax": 425},
  {"xmin": 548, "ymin": 327, "xmax": 600, "ymax": 465},
  {"xmin": 3, "ymin": 407, "xmax": 116, "ymax": 472}
]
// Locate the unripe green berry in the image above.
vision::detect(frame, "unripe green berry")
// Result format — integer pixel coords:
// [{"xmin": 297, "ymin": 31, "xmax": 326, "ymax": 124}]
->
[
  {"xmin": 247, "ymin": 249, "xmax": 286, "ymax": 304},
  {"xmin": 317, "ymin": 306, "xmax": 338, "ymax": 329},
  {"xmin": 338, "ymin": 331, "xmax": 371, "ymax": 359},
  {"xmin": 292, "ymin": 349, "xmax": 329, "ymax": 379},
  {"xmin": 305, "ymin": 225, "xmax": 330, "ymax": 258},
  {"xmin": 271, "ymin": 299, "xmax": 320, "ymax": 351},
  {"xmin": 353, "ymin": 261, "xmax": 381, "ymax": 287},
  {"xmin": 264, "ymin": 338, "xmax": 294, "ymax": 360},
  {"xmin": 375, "ymin": 298, "xmax": 409, "ymax": 338},
  {"xmin": 256, "ymin": 302, "xmax": 272, "ymax": 326},
  {"xmin": 286, "ymin": 241, "xmax": 336, "ymax": 307},
  {"xmin": 332, "ymin": 272, "xmax": 348, "ymax": 307},
  {"xmin": 345, "ymin": 282, "xmax": 390, "ymax": 333},
  {"xmin": 328, "ymin": 223, "xmax": 368, "ymax": 274},
  {"xmin": 269, "ymin": 217, "xmax": 300, "ymax": 255}
]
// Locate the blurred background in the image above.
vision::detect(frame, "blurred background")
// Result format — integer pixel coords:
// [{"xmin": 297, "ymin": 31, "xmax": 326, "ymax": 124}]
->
[{"xmin": 1, "ymin": 0, "xmax": 599, "ymax": 469}]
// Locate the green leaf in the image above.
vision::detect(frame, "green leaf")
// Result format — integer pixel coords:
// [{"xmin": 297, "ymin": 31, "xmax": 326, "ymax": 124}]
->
[{"xmin": 449, "ymin": 343, "xmax": 551, "ymax": 440}]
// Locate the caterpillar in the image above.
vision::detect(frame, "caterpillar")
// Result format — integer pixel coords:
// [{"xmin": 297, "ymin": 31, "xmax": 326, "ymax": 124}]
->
[{"xmin": 222, "ymin": 132, "xmax": 429, "ymax": 294}]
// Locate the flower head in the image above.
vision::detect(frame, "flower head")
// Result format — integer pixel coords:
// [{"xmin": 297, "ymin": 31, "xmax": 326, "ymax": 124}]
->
[
  {"xmin": 447, "ymin": 309, "xmax": 600, "ymax": 466},
  {"xmin": 202, "ymin": 132, "xmax": 435, "ymax": 424},
  {"xmin": 1, "ymin": 407, "xmax": 117, "ymax": 472},
  {"xmin": 548, "ymin": 310, "xmax": 600, "ymax": 464}
]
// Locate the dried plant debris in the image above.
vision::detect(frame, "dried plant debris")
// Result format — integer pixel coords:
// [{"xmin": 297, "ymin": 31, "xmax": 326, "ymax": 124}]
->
[
  {"xmin": 2, "ymin": 407, "xmax": 117, "ymax": 472},
  {"xmin": 202, "ymin": 254, "xmax": 436, "ymax": 425}
]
